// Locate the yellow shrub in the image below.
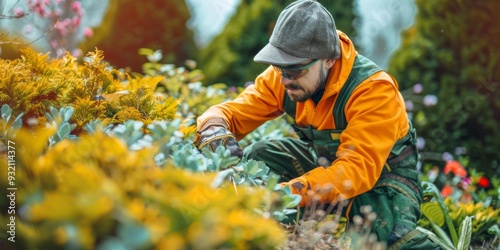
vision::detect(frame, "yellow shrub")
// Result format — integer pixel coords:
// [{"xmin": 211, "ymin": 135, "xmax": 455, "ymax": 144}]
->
[
  {"xmin": 0, "ymin": 130, "xmax": 285, "ymax": 249},
  {"xmin": 0, "ymin": 48, "xmax": 177, "ymax": 134}
]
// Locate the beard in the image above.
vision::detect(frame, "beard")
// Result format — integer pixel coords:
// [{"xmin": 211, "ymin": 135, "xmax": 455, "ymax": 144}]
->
[{"xmin": 286, "ymin": 66, "xmax": 328, "ymax": 102}]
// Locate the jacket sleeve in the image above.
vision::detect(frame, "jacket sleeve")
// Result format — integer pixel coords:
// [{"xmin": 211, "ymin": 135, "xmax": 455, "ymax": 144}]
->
[
  {"xmin": 196, "ymin": 67, "xmax": 285, "ymax": 140},
  {"xmin": 286, "ymin": 72, "xmax": 409, "ymax": 206}
]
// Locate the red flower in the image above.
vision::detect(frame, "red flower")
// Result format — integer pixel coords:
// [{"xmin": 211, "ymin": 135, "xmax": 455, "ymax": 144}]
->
[
  {"xmin": 477, "ymin": 177, "xmax": 490, "ymax": 188},
  {"xmin": 441, "ymin": 185, "xmax": 454, "ymax": 198},
  {"xmin": 443, "ymin": 160, "xmax": 467, "ymax": 178}
]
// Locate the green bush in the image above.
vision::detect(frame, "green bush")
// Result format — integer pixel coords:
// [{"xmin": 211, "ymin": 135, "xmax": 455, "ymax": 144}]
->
[
  {"xmin": 80, "ymin": 0, "xmax": 197, "ymax": 72},
  {"xmin": 388, "ymin": 0, "xmax": 500, "ymax": 176},
  {"xmin": 0, "ymin": 128, "xmax": 286, "ymax": 250}
]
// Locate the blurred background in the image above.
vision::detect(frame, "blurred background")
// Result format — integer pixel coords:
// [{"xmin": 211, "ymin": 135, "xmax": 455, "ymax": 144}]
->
[
  {"xmin": 1, "ymin": 0, "xmax": 415, "ymax": 77},
  {"xmin": 1, "ymin": 0, "xmax": 499, "ymax": 178}
]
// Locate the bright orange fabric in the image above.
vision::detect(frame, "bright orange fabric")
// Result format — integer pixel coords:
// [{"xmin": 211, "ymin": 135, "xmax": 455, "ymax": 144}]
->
[{"xmin": 196, "ymin": 31, "xmax": 410, "ymax": 206}]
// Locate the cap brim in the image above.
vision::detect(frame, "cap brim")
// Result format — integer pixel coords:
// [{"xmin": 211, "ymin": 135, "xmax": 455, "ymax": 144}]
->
[{"xmin": 253, "ymin": 43, "xmax": 307, "ymax": 66}]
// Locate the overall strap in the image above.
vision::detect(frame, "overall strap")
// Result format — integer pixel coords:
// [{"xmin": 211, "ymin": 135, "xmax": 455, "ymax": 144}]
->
[
  {"xmin": 333, "ymin": 55, "xmax": 383, "ymax": 129},
  {"xmin": 283, "ymin": 89, "xmax": 296, "ymax": 120}
]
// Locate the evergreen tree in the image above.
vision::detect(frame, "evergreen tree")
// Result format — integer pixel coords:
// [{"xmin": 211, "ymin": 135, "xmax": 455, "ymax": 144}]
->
[
  {"xmin": 388, "ymin": 0, "xmax": 500, "ymax": 175},
  {"xmin": 199, "ymin": 0, "xmax": 355, "ymax": 86},
  {"xmin": 80, "ymin": 0, "xmax": 196, "ymax": 72}
]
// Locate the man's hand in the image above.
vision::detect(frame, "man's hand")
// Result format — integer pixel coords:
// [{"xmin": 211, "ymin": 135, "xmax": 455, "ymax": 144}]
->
[{"xmin": 196, "ymin": 126, "xmax": 243, "ymax": 158}]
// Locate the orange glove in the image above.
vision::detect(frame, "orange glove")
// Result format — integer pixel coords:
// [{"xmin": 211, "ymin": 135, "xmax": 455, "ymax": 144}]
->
[{"xmin": 280, "ymin": 166, "xmax": 340, "ymax": 207}]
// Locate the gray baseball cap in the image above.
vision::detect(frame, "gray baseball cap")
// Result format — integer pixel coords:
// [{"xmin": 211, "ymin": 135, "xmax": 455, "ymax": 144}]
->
[{"xmin": 254, "ymin": 0, "xmax": 340, "ymax": 66}]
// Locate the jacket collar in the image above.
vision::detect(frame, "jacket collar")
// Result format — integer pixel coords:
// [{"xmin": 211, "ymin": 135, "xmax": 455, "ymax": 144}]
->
[{"xmin": 323, "ymin": 30, "xmax": 358, "ymax": 99}]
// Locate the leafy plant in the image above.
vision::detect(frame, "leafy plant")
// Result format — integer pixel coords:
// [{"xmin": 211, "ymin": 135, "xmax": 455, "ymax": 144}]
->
[
  {"xmin": 419, "ymin": 181, "xmax": 474, "ymax": 250},
  {"xmin": 139, "ymin": 48, "xmax": 239, "ymax": 118},
  {"xmin": 1, "ymin": 104, "xmax": 24, "ymax": 140},
  {"xmin": 0, "ymin": 128, "xmax": 286, "ymax": 250},
  {"xmin": 389, "ymin": 0, "xmax": 500, "ymax": 177},
  {"xmin": 45, "ymin": 106, "xmax": 77, "ymax": 146}
]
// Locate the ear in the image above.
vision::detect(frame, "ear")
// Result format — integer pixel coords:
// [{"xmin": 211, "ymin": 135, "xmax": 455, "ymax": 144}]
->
[{"xmin": 324, "ymin": 59, "xmax": 336, "ymax": 69}]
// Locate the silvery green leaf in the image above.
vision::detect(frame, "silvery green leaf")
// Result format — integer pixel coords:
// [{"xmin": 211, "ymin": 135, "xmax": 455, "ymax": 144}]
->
[
  {"xmin": 457, "ymin": 216, "xmax": 473, "ymax": 250},
  {"xmin": 51, "ymin": 133, "xmax": 61, "ymax": 145},
  {"xmin": 12, "ymin": 112, "xmax": 24, "ymax": 129},
  {"xmin": 429, "ymin": 219, "xmax": 454, "ymax": 248},
  {"xmin": 211, "ymin": 168, "xmax": 235, "ymax": 188},
  {"xmin": 1, "ymin": 104, "xmax": 12, "ymax": 121},
  {"xmin": 117, "ymin": 223, "xmax": 150, "ymax": 249},
  {"xmin": 84, "ymin": 120, "xmax": 103, "ymax": 133},
  {"xmin": 49, "ymin": 106, "xmax": 59, "ymax": 120},
  {"xmin": 63, "ymin": 107, "xmax": 74, "ymax": 122},
  {"xmin": 283, "ymin": 208, "xmax": 299, "ymax": 215},
  {"xmin": 416, "ymin": 227, "xmax": 455, "ymax": 250},
  {"xmin": 96, "ymin": 237, "xmax": 128, "ymax": 250},
  {"xmin": 45, "ymin": 112, "xmax": 54, "ymax": 124},
  {"xmin": 58, "ymin": 123, "xmax": 71, "ymax": 139},
  {"xmin": 266, "ymin": 172, "xmax": 280, "ymax": 191},
  {"xmin": 244, "ymin": 160, "xmax": 260, "ymax": 176},
  {"xmin": 286, "ymin": 194, "xmax": 302, "ymax": 208},
  {"xmin": 273, "ymin": 211, "xmax": 288, "ymax": 222}
]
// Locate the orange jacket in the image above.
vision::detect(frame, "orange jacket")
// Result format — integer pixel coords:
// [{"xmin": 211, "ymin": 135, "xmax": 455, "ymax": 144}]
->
[{"xmin": 196, "ymin": 31, "xmax": 409, "ymax": 206}]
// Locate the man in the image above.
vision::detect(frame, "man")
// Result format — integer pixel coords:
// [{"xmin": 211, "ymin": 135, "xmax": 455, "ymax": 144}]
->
[{"xmin": 195, "ymin": 0, "xmax": 440, "ymax": 248}]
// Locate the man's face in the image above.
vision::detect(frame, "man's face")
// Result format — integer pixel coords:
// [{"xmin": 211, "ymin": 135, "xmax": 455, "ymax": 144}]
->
[{"xmin": 275, "ymin": 59, "xmax": 335, "ymax": 102}]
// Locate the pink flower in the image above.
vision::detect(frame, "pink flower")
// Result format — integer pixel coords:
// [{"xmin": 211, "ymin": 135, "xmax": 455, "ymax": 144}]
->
[
  {"xmin": 13, "ymin": 7, "xmax": 25, "ymax": 17},
  {"xmin": 72, "ymin": 16, "xmax": 81, "ymax": 27},
  {"xmin": 55, "ymin": 18, "xmax": 71, "ymax": 36},
  {"xmin": 71, "ymin": 1, "xmax": 82, "ymax": 11},
  {"xmin": 54, "ymin": 8, "xmax": 63, "ymax": 16},
  {"xmin": 71, "ymin": 1, "xmax": 83, "ymax": 15},
  {"xmin": 459, "ymin": 177, "xmax": 471, "ymax": 191},
  {"xmin": 50, "ymin": 40, "xmax": 59, "ymax": 49},
  {"xmin": 83, "ymin": 27, "xmax": 93, "ymax": 38},
  {"xmin": 22, "ymin": 25, "xmax": 33, "ymax": 35}
]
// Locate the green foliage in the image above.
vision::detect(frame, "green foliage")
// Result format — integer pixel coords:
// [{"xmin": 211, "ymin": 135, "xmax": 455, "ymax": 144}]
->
[
  {"xmin": 419, "ymin": 182, "xmax": 500, "ymax": 248},
  {"xmin": 0, "ymin": 129, "xmax": 286, "ymax": 250},
  {"xmin": 1, "ymin": 104, "xmax": 24, "ymax": 139},
  {"xmin": 45, "ymin": 106, "xmax": 77, "ymax": 146},
  {"xmin": 0, "ymin": 48, "xmax": 180, "ymax": 135},
  {"xmin": 199, "ymin": 0, "xmax": 356, "ymax": 86},
  {"xmin": 0, "ymin": 49, "xmax": 306, "ymax": 249},
  {"xmin": 0, "ymin": 49, "xmax": 67, "ymax": 130},
  {"xmin": 138, "ymin": 48, "xmax": 240, "ymax": 118},
  {"xmin": 239, "ymin": 115, "xmax": 297, "ymax": 148},
  {"xmin": 421, "ymin": 181, "xmax": 460, "ymax": 248},
  {"xmin": 388, "ymin": 0, "xmax": 500, "ymax": 176},
  {"xmin": 79, "ymin": 0, "xmax": 197, "ymax": 72}
]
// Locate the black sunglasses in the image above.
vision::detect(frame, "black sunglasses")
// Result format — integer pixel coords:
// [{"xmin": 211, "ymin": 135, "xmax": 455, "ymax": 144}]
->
[{"xmin": 272, "ymin": 59, "xmax": 319, "ymax": 80}]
